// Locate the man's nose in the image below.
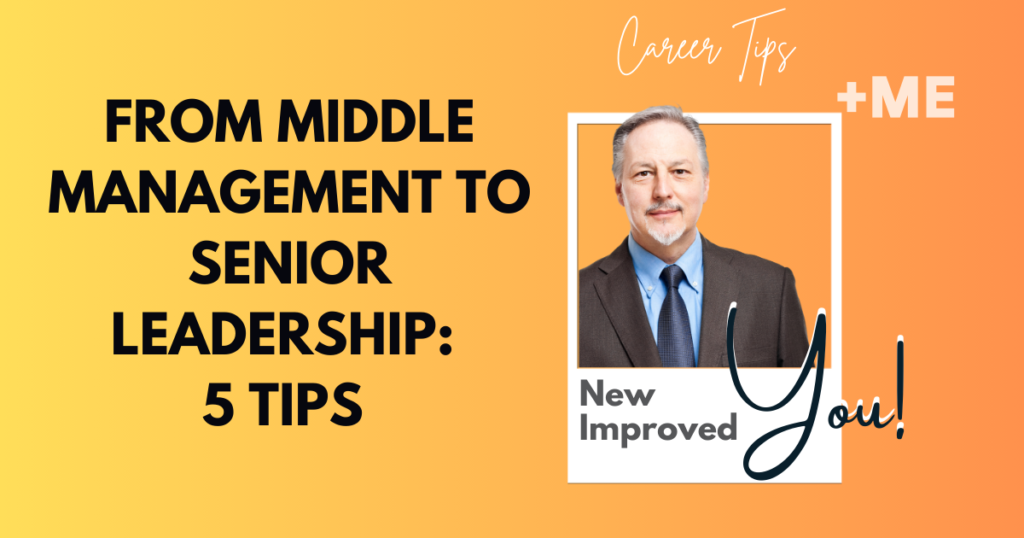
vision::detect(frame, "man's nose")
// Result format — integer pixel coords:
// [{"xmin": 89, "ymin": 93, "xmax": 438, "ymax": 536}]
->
[{"xmin": 653, "ymin": 170, "xmax": 673, "ymax": 199}]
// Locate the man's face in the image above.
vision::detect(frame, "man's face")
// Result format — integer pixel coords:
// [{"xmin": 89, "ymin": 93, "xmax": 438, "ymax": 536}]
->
[{"xmin": 616, "ymin": 120, "xmax": 709, "ymax": 251}]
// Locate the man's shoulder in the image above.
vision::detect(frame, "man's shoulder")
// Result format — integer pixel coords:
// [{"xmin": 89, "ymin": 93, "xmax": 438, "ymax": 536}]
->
[
  {"xmin": 579, "ymin": 255, "xmax": 608, "ymax": 285},
  {"xmin": 579, "ymin": 238, "xmax": 631, "ymax": 285},
  {"xmin": 704, "ymin": 237, "xmax": 791, "ymax": 280}
]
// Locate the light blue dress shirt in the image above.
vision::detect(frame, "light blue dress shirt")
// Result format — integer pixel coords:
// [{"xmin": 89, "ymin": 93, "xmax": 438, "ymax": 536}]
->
[{"xmin": 627, "ymin": 231, "xmax": 704, "ymax": 365}]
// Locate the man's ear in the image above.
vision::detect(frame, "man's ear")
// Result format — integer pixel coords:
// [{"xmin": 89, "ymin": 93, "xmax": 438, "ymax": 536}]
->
[
  {"xmin": 615, "ymin": 181, "xmax": 625, "ymax": 207},
  {"xmin": 702, "ymin": 174, "xmax": 710, "ymax": 203}
]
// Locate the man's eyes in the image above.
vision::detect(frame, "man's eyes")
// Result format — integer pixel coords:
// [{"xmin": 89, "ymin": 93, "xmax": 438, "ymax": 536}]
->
[{"xmin": 634, "ymin": 169, "xmax": 689, "ymax": 178}]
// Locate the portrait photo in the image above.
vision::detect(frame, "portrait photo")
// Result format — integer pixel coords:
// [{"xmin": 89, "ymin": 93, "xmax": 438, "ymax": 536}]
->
[{"xmin": 575, "ymin": 107, "xmax": 833, "ymax": 369}]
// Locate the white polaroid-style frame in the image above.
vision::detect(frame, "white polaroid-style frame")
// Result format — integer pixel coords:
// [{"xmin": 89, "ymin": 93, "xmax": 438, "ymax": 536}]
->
[{"xmin": 567, "ymin": 113, "xmax": 842, "ymax": 483}]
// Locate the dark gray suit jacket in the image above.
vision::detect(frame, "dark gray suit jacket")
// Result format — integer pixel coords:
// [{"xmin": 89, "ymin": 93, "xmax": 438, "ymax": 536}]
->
[{"xmin": 579, "ymin": 235, "xmax": 808, "ymax": 367}]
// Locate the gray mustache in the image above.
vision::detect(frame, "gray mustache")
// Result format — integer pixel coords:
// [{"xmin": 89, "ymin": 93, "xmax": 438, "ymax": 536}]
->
[{"xmin": 645, "ymin": 202, "xmax": 683, "ymax": 214}]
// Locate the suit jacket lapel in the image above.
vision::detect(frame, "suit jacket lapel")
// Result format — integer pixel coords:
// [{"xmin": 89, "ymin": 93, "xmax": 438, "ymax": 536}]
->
[
  {"xmin": 593, "ymin": 239, "xmax": 662, "ymax": 367},
  {"xmin": 698, "ymin": 236, "xmax": 739, "ymax": 368}
]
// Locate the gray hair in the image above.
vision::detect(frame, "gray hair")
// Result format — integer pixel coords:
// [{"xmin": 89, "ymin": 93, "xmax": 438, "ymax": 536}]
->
[{"xmin": 612, "ymin": 106, "xmax": 709, "ymax": 183}]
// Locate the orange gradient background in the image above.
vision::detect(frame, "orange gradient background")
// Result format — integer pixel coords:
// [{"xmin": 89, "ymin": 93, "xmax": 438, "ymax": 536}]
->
[{"xmin": 1, "ymin": 1, "xmax": 1020, "ymax": 536}]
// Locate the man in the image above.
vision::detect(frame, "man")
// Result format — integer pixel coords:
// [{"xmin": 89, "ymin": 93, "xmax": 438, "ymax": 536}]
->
[{"xmin": 579, "ymin": 106, "xmax": 808, "ymax": 367}]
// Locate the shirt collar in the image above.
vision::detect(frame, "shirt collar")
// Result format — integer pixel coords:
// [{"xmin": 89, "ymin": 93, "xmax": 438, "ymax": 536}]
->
[{"xmin": 627, "ymin": 230, "xmax": 703, "ymax": 295}]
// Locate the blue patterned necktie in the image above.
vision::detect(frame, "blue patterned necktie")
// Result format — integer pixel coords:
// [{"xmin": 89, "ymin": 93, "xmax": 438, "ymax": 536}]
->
[{"xmin": 657, "ymin": 265, "xmax": 695, "ymax": 367}]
